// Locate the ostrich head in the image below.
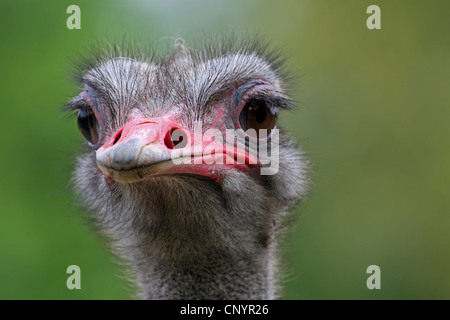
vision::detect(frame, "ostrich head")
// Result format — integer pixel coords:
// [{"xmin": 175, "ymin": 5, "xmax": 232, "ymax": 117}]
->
[{"xmin": 66, "ymin": 36, "xmax": 308, "ymax": 299}]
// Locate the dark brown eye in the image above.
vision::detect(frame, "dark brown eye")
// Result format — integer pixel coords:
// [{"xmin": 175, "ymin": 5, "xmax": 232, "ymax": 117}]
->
[
  {"xmin": 239, "ymin": 99, "xmax": 277, "ymax": 138},
  {"xmin": 77, "ymin": 108, "xmax": 99, "ymax": 144}
]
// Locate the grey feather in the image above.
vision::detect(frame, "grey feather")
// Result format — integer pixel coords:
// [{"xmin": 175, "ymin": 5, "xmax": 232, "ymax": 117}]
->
[{"xmin": 67, "ymin": 35, "xmax": 308, "ymax": 299}]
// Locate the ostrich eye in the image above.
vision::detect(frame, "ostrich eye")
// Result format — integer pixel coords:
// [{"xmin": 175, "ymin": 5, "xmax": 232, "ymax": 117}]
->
[
  {"xmin": 77, "ymin": 108, "xmax": 99, "ymax": 144},
  {"xmin": 239, "ymin": 99, "xmax": 277, "ymax": 138}
]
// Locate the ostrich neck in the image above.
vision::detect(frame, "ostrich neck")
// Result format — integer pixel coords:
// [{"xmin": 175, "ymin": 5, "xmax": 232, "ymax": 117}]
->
[
  {"xmin": 119, "ymin": 181, "xmax": 278, "ymax": 300},
  {"xmin": 133, "ymin": 237, "xmax": 276, "ymax": 300}
]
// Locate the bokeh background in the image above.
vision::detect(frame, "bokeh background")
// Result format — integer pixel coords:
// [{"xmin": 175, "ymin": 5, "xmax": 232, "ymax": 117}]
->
[{"xmin": 0, "ymin": 0, "xmax": 449, "ymax": 299}]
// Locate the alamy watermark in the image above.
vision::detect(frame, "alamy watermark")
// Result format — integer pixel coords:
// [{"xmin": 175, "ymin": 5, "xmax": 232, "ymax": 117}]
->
[
  {"xmin": 367, "ymin": 5, "xmax": 381, "ymax": 30},
  {"xmin": 366, "ymin": 265, "xmax": 381, "ymax": 290},
  {"xmin": 66, "ymin": 5, "xmax": 81, "ymax": 30},
  {"xmin": 66, "ymin": 265, "xmax": 81, "ymax": 290},
  {"xmin": 67, "ymin": 4, "xmax": 381, "ymax": 31}
]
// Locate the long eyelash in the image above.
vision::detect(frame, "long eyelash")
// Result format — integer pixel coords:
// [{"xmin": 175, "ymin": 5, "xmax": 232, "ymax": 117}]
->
[
  {"xmin": 249, "ymin": 92, "xmax": 294, "ymax": 111},
  {"xmin": 63, "ymin": 97, "xmax": 91, "ymax": 114},
  {"xmin": 63, "ymin": 85, "xmax": 101, "ymax": 113}
]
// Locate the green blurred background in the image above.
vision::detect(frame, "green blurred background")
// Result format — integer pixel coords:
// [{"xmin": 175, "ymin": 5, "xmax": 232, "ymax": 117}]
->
[{"xmin": 0, "ymin": 0, "xmax": 449, "ymax": 299}]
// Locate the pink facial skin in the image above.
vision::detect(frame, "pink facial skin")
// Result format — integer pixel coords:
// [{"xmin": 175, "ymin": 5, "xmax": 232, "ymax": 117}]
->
[{"xmin": 96, "ymin": 107, "xmax": 260, "ymax": 184}]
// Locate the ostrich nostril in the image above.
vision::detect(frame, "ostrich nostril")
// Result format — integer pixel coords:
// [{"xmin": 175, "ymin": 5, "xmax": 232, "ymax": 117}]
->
[
  {"xmin": 165, "ymin": 128, "xmax": 187, "ymax": 150},
  {"xmin": 112, "ymin": 129, "xmax": 123, "ymax": 146}
]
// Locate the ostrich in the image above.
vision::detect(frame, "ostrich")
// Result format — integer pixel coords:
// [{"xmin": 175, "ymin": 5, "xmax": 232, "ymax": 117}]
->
[{"xmin": 66, "ymin": 36, "xmax": 308, "ymax": 299}]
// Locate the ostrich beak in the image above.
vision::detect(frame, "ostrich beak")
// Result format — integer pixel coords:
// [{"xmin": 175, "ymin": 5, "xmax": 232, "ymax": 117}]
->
[{"xmin": 96, "ymin": 115, "xmax": 256, "ymax": 183}]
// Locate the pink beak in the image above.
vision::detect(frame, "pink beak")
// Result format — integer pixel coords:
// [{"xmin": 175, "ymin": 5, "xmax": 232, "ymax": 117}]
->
[{"xmin": 96, "ymin": 113, "xmax": 257, "ymax": 183}]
